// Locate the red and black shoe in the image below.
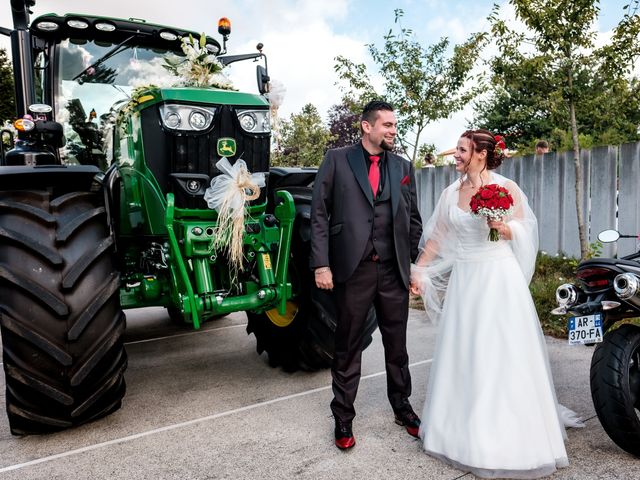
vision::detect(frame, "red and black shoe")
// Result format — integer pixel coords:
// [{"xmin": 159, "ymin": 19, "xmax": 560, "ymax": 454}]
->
[
  {"xmin": 394, "ymin": 406, "xmax": 421, "ymax": 438},
  {"xmin": 334, "ymin": 419, "xmax": 356, "ymax": 450}
]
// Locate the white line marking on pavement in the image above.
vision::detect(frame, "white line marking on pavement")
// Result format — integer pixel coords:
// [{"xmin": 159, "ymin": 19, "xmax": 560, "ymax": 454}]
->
[
  {"xmin": 124, "ymin": 323, "xmax": 247, "ymax": 345},
  {"xmin": 0, "ymin": 358, "xmax": 433, "ymax": 473}
]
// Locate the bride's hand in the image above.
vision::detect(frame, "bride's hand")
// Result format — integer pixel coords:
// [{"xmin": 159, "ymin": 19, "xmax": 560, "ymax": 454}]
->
[
  {"xmin": 487, "ymin": 219, "xmax": 512, "ymax": 240},
  {"xmin": 410, "ymin": 278, "xmax": 422, "ymax": 296}
]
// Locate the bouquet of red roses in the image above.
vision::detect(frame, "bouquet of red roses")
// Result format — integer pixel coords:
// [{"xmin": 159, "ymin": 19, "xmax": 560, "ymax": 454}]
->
[{"xmin": 469, "ymin": 184, "xmax": 514, "ymax": 241}]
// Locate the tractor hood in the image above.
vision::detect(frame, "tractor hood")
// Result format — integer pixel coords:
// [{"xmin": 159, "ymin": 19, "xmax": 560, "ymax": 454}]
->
[{"xmin": 142, "ymin": 88, "xmax": 268, "ymax": 108}]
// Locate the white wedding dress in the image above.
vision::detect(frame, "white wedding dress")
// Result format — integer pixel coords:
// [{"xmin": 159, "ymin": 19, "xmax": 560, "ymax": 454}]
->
[{"xmin": 414, "ymin": 173, "xmax": 582, "ymax": 479}]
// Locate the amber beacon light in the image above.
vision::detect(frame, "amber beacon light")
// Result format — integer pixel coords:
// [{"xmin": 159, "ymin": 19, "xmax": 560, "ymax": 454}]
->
[{"xmin": 218, "ymin": 17, "xmax": 231, "ymax": 36}]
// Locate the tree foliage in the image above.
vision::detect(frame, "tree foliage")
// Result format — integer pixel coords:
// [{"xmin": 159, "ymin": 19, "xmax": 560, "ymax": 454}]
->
[
  {"xmin": 334, "ymin": 9, "xmax": 487, "ymax": 163},
  {"xmin": 271, "ymin": 103, "xmax": 335, "ymax": 167},
  {"xmin": 0, "ymin": 48, "xmax": 15, "ymax": 122},
  {"xmin": 326, "ymin": 99, "xmax": 361, "ymax": 150},
  {"xmin": 474, "ymin": 3, "xmax": 640, "ymax": 153},
  {"xmin": 478, "ymin": 0, "xmax": 640, "ymax": 258}
]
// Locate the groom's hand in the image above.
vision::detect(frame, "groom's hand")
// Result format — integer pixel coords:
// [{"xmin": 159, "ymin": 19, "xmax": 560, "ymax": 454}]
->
[{"xmin": 315, "ymin": 267, "xmax": 334, "ymax": 290}]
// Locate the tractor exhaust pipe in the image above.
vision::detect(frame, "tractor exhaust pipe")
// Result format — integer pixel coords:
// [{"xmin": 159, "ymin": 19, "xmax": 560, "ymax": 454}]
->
[
  {"xmin": 614, "ymin": 273, "xmax": 640, "ymax": 308},
  {"xmin": 10, "ymin": 0, "xmax": 36, "ymax": 116}
]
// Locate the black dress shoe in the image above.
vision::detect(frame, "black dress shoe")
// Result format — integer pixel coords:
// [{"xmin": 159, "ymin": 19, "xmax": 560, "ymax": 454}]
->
[
  {"xmin": 334, "ymin": 419, "xmax": 356, "ymax": 449},
  {"xmin": 394, "ymin": 406, "xmax": 421, "ymax": 438}
]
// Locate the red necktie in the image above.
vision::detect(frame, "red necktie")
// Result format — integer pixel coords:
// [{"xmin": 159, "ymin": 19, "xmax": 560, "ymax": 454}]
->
[{"xmin": 368, "ymin": 155, "xmax": 380, "ymax": 199}]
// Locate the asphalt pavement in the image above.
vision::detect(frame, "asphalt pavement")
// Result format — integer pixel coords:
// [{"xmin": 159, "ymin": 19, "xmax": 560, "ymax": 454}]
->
[{"xmin": 0, "ymin": 307, "xmax": 639, "ymax": 479}]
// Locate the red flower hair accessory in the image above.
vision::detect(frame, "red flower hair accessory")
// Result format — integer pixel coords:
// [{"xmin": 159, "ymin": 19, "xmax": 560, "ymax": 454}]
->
[{"xmin": 494, "ymin": 134, "xmax": 506, "ymax": 156}]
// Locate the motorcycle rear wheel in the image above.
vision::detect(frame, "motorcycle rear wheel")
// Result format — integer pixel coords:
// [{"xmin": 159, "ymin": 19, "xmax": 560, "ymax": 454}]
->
[{"xmin": 590, "ymin": 323, "xmax": 640, "ymax": 456}]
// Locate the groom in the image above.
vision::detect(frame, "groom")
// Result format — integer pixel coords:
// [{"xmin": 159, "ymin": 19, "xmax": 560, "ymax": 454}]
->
[{"xmin": 310, "ymin": 100, "xmax": 423, "ymax": 449}]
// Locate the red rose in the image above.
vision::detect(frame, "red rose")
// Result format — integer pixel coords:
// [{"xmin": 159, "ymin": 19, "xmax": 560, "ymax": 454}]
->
[
  {"xmin": 499, "ymin": 197, "xmax": 511, "ymax": 209},
  {"xmin": 480, "ymin": 189, "xmax": 493, "ymax": 200}
]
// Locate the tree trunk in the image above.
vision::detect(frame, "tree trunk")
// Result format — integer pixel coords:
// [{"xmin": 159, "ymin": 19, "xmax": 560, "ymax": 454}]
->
[
  {"xmin": 568, "ymin": 91, "xmax": 589, "ymax": 259},
  {"xmin": 411, "ymin": 129, "xmax": 422, "ymax": 165},
  {"xmin": 410, "ymin": 125, "xmax": 425, "ymax": 165}
]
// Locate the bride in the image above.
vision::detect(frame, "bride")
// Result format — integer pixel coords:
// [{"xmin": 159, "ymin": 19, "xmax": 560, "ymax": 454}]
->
[{"xmin": 410, "ymin": 129, "xmax": 583, "ymax": 479}]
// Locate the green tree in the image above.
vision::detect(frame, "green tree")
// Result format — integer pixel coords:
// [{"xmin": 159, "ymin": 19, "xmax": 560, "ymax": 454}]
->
[
  {"xmin": 271, "ymin": 103, "xmax": 335, "ymax": 167},
  {"xmin": 334, "ymin": 9, "xmax": 487, "ymax": 164},
  {"xmin": 482, "ymin": 0, "xmax": 640, "ymax": 259},
  {"xmin": 0, "ymin": 48, "xmax": 15, "ymax": 121},
  {"xmin": 473, "ymin": 60, "xmax": 640, "ymax": 154}
]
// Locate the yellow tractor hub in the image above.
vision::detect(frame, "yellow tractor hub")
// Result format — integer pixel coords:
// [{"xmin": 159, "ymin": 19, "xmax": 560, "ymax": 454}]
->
[{"xmin": 266, "ymin": 301, "xmax": 298, "ymax": 327}]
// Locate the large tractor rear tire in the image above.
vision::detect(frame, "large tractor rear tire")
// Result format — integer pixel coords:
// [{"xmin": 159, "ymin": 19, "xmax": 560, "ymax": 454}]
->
[
  {"xmin": 0, "ymin": 189, "xmax": 127, "ymax": 434},
  {"xmin": 247, "ymin": 187, "xmax": 377, "ymax": 372}
]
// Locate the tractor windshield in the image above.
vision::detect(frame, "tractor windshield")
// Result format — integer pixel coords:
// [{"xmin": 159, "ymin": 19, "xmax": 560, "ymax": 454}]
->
[{"xmin": 55, "ymin": 38, "xmax": 182, "ymax": 167}]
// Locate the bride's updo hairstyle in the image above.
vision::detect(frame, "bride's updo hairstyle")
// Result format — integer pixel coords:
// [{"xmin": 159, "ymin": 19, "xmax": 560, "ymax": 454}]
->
[{"xmin": 461, "ymin": 129, "xmax": 505, "ymax": 170}]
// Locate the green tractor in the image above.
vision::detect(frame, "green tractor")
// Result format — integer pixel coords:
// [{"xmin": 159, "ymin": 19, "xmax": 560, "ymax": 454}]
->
[{"xmin": 0, "ymin": 0, "xmax": 376, "ymax": 434}]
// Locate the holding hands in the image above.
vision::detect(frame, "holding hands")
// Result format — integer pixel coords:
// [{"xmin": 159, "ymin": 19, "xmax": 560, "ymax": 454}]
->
[{"xmin": 410, "ymin": 267, "xmax": 423, "ymax": 296}]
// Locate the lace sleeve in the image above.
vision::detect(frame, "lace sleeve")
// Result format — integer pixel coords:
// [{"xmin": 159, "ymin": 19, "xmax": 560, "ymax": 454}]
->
[{"xmin": 411, "ymin": 183, "xmax": 459, "ymax": 324}]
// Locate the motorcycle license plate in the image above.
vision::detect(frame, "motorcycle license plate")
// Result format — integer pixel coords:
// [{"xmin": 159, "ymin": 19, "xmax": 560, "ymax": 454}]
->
[{"xmin": 568, "ymin": 313, "xmax": 603, "ymax": 345}]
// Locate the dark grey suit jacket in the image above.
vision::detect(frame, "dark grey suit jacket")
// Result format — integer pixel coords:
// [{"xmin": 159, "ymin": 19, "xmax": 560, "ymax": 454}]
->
[{"xmin": 309, "ymin": 143, "xmax": 423, "ymax": 288}]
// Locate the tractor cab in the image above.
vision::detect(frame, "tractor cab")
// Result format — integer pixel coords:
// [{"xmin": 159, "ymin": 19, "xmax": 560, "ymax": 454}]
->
[{"xmin": 23, "ymin": 14, "xmax": 268, "ymax": 173}]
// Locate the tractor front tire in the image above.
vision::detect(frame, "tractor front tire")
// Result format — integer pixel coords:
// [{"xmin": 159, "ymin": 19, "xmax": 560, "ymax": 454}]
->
[{"xmin": 0, "ymin": 189, "xmax": 127, "ymax": 434}]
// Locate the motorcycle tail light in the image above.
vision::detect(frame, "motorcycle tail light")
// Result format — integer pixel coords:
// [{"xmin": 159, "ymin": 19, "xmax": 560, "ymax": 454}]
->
[{"xmin": 577, "ymin": 267, "xmax": 612, "ymax": 288}]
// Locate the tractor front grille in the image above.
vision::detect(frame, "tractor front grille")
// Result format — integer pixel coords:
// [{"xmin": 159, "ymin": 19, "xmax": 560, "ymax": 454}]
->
[{"xmin": 141, "ymin": 104, "xmax": 270, "ymax": 209}]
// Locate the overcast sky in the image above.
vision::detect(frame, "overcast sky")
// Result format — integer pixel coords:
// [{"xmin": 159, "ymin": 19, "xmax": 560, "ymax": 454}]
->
[{"xmin": 0, "ymin": 0, "xmax": 630, "ymax": 152}]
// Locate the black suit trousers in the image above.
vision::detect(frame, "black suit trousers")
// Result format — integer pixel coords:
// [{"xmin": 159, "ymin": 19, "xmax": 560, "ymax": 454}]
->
[{"xmin": 330, "ymin": 258, "xmax": 411, "ymax": 423}]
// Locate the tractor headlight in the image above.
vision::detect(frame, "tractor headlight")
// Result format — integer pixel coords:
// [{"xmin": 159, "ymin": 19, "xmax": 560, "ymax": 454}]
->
[
  {"xmin": 164, "ymin": 112, "xmax": 181, "ymax": 129},
  {"xmin": 35, "ymin": 21, "xmax": 60, "ymax": 32},
  {"xmin": 160, "ymin": 105, "xmax": 216, "ymax": 132},
  {"xmin": 160, "ymin": 30, "xmax": 178, "ymax": 41},
  {"xmin": 95, "ymin": 22, "xmax": 116, "ymax": 32},
  {"xmin": 205, "ymin": 43, "xmax": 220, "ymax": 54},
  {"xmin": 236, "ymin": 109, "xmax": 270, "ymax": 133},
  {"xmin": 189, "ymin": 111, "xmax": 208, "ymax": 130},
  {"xmin": 67, "ymin": 19, "xmax": 89, "ymax": 29},
  {"xmin": 239, "ymin": 112, "xmax": 257, "ymax": 131}
]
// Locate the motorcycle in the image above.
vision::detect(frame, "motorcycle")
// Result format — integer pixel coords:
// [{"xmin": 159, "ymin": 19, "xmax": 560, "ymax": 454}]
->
[{"xmin": 553, "ymin": 229, "xmax": 640, "ymax": 456}]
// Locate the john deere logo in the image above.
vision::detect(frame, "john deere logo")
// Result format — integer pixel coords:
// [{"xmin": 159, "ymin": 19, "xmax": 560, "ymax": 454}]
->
[{"xmin": 217, "ymin": 138, "xmax": 236, "ymax": 157}]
